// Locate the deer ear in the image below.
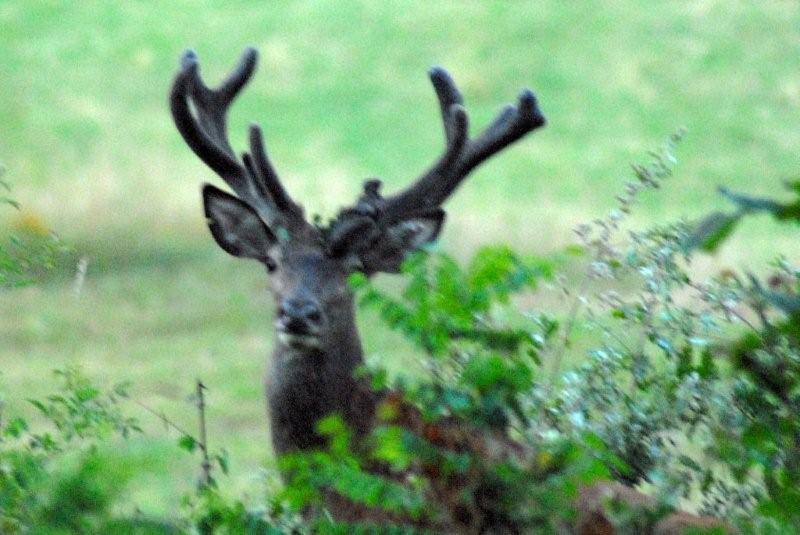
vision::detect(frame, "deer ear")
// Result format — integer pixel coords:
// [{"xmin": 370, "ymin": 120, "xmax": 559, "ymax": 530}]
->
[
  {"xmin": 202, "ymin": 184, "xmax": 276, "ymax": 261},
  {"xmin": 360, "ymin": 209, "xmax": 445, "ymax": 274}
]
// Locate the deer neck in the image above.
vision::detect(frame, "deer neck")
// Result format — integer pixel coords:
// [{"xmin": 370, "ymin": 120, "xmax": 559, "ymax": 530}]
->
[{"xmin": 266, "ymin": 299, "xmax": 374, "ymax": 455}]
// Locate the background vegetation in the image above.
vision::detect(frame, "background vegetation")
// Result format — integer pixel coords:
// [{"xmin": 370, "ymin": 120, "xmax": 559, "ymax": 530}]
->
[{"xmin": 1, "ymin": 0, "xmax": 799, "ymax": 523}]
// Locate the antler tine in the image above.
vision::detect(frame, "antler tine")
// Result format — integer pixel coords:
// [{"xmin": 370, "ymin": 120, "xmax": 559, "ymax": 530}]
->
[
  {"xmin": 248, "ymin": 124, "xmax": 302, "ymax": 216},
  {"xmin": 419, "ymin": 67, "xmax": 470, "ymax": 190},
  {"xmin": 381, "ymin": 68, "xmax": 545, "ymax": 222},
  {"xmin": 170, "ymin": 48, "xmax": 303, "ymax": 227},
  {"xmin": 170, "ymin": 48, "xmax": 256, "ymax": 189},
  {"xmin": 455, "ymin": 89, "xmax": 545, "ymax": 179},
  {"xmin": 429, "ymin": 67, "xmax": 464, "ymax": 144}
]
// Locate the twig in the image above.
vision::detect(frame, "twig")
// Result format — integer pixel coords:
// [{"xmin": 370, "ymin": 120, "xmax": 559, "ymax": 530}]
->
[
  {"xmin": 129, "ymin": 397, "xmax": 196, "ymax": 439},
  {"xmin": 601, "ymin": 324, "xmax": 634, "ymax": 355},
  {"xmin": 72, "ymin": 256, "xmax": 89, "ymax": 297},
  {"xmin": 536, "ymin": 273, "xmax": 590, "ymax": 428},
  {"xmin": 687, "ymin": 281, "xmax": 763, "ymax": 338},
  {"xmin": 128, "ymin": 388, "xmax": 212, "ymax": 488},
  {"xmin": 196, "ymin": 381, "xmax": 212, "ymax": 489},
  {"xmin": 729, "ymin": 307, "xmax": 763, "ymax": 336},
  {"xmin": 0, "ymin": 398, "xmax": 5, "ymax": 442},
  {"xmin": 547, "ymin": 273, "xmax": 590, "ymax": 386}
]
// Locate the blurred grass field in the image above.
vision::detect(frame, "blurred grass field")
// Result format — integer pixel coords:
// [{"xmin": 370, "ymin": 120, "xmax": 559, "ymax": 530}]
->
[{"xmin": 1, "ymin": 0, "xmax": 799, "ymax": 516}]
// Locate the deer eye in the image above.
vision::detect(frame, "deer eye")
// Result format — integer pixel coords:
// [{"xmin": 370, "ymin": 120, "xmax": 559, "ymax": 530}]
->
[{"xmin": 265, "ymin": 256, "xmax": 277, "ymax": 273}]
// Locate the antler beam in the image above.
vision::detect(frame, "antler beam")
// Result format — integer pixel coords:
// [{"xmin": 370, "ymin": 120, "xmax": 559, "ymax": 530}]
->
[
  {"xmin": 169, "ymin": 48, "xmax": 303, "ymax": 228},
  {"xmin": 381, "ymin": 67, "xmax": 546, "ymax": 223}
]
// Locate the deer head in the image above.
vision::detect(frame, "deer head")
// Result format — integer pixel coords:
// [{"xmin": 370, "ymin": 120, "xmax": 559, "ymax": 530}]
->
[{"xmin": 170, "ymin": 47, "xmax": 545, "ymax": 355}]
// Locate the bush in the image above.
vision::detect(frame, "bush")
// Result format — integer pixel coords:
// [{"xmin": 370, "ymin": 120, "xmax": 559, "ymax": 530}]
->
[
  {"xmin": 2, "ymin": 141, "xmax": 798, "ymax": 533},
  {"xmin": 0, "ymin": 367, "xmax": 143, "ymax": 533},
  {"xmin": 0, "ymin": 167, "xmax": 64, "ymax": 288},
  {"xmin": 266, "ymin": 135, "xmax": 799, "ymax": 533}
]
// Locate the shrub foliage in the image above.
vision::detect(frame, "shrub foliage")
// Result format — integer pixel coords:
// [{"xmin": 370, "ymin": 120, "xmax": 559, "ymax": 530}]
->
[{"xmin": 1, "ymin": 144, "xmax": 799, "ymax": 532}]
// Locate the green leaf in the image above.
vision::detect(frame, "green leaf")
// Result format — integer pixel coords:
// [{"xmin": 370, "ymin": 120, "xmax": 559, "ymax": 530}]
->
[
  {"xmin": 0, "ymin": 197, "xmax": 20, "ymax": 209},
  {"xmin": 742, "ymin": 422, "xmax": 775, "ymax": 452},
  {"xmin": 75, "ymin": 386, "xmax": 100, "ymax": 402},
  {"xmin": 684, "ymin": 211, "xmax": 741, "ymax": 253},
  {"xmin": 697, "ymin": 348, "xmax": 718, "ymax": 379},
  {"xmin": 582, "ymin": 432, "xmax": 609, "ymax": 454},
  {"xmin": 215, "ymin": 449, "xmax": 230, "ymax": 475},
  {"xmin": 28, "ymin": 398, "xmax": 49, "ymax": 416},
  {"xmin": 678, "ymin": 454, "xmax": 701, "ymax": 472},
  {"xmin": 112, "ymin": 381, "xmax": 132, "ymax": 398},
  {"xmin": 761, "ymin": 289, "xmax": 800, "ymax": 315},
  {"xmin": 371, "ymin": 426, "xmax": 413, "ymax": 470},
  {"xmin": 178, "ymin": 434, "xmax": 197, "ymax": 452},
  {"xmin": 4, "ymin": 416, "xmax": 28, "ymax": 438},
  {"xmin": 676, "ymin": 344, "xmax": 692, "ymax": 377},
  {"xmin": 347, "ymin": 271, "xmax": 368, "ymax": 290},
  {"xmin": 580, "ymin": 458, "xmax": 612, "ymax": 483},
  {"xmin": 564, "ymin": 244, "xmax": 585, "ymax": 256},
  {"xmin": 316, "ymin": 414, "xmax": 347, "ymax": 436},
  {"xmin": 461, "ymin": 354, "xmax": 508, "ymax": 391}
]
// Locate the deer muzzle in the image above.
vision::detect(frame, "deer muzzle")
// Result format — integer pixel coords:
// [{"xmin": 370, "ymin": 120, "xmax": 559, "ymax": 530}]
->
[{"xmin": 275, "ymin": 297, "xmax": 323, "ymax": 349}]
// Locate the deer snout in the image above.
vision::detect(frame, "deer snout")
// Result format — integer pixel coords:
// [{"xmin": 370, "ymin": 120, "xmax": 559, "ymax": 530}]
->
[{"xmin": 277, "ymin": 298, "xmax": 323, "ymax": 335}]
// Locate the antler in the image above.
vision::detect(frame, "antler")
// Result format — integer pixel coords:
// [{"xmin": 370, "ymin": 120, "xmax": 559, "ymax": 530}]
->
[
  {"xmin": 169, "ymin": 48, "xmax": 303, "ymax": 229},
  {"xmin": 379, "ymin": 67, "xmax": 546, "ymax": 223}
]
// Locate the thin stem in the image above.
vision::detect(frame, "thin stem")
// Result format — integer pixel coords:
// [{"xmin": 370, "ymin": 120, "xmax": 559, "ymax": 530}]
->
[
  {"xmin": 0, "ymin": 399, "xmax": 5, "ymax": 444},
  {"xmin": 129, "ymin": 398, "xmax": 196, "ymax": 440},
  {"xmin": 601, "ymin": 324, "xmax": 634, "ymax": 355},
  {"xmin": 730, "ymin": 308, "xmax": 763, "ymax": 336},
  {"xmin": 548, "ymin": 273, "xmax": 590, "ymax": 386},
  {"xmin": 687, "ymin": 281, "xmax": 763, "ymax": 338},
  {"xmin": 129, "ymin": 388, "xmax": 212, "ymax": 490},
  {"xmin": 536, "ymin": 273, "xmax": 590, "ymax": 429},
  {"xmin": 196, "ymin": 381, "xmax": 212, "ymax": 489}
]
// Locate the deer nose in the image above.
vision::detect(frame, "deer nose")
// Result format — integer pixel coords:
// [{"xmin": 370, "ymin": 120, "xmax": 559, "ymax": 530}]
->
[{"xmin": 278, "ymin": 298, "xmax": 322, "ymax": 332}]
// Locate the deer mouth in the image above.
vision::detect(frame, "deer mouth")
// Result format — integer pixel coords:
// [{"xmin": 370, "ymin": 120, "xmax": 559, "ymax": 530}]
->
[{"xmin": 275, "ymin": 325, "xmax": 322, "ymax": 350}]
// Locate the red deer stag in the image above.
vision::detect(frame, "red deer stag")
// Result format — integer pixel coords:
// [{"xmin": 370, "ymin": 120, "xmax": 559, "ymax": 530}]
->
[{"xmin": 169, "ymin": 48, "xmax": 734, "ymax": 534}]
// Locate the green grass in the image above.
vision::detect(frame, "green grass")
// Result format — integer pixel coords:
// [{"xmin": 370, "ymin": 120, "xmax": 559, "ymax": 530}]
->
[{"xmin": 2, "ymin": 0, "xmax": 799, "ymax": 517}]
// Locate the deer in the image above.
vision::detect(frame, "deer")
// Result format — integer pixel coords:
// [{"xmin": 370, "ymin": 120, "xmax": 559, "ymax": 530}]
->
[{"xmin": 169, "ymin": 47, "xmax": 735, "ymax": 534}]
